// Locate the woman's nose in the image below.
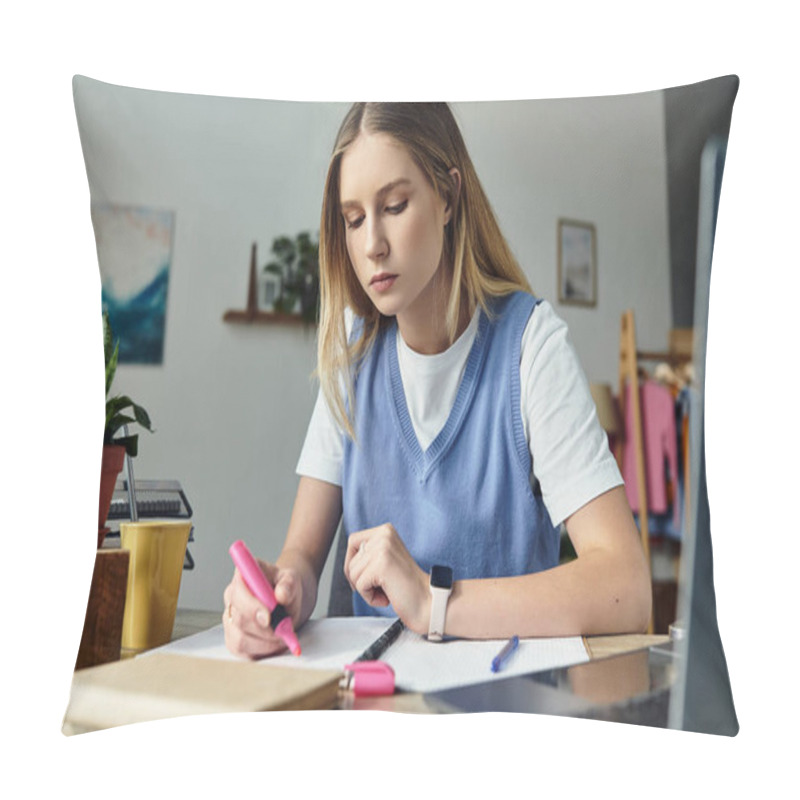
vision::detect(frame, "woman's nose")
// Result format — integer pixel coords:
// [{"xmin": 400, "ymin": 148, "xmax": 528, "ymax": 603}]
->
[{"xmin": 365, "ymin": 217, "xmax": 388, "ymax": 261}]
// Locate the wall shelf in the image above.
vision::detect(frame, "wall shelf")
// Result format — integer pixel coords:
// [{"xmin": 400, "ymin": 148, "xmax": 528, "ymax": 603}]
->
[
  {"xmin": 223, "ymin": 309, "xmax": 309, "ymax": 325},
  {"xmin": 223, "ymin": 241, "xmax": 317, "ymax": 327}
]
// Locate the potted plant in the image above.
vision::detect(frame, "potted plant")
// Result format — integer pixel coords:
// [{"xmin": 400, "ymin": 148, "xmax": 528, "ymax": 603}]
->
[
  {"xmin": 98, "ymin": 311, "xmax": 153, "ymax": 547},
  {"xmin": 263, "ymin": 231, "xmax": 320, "ymax": 323}
]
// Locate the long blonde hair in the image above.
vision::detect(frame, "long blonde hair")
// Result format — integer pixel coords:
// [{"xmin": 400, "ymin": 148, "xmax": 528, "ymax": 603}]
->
[{"xmin": 318, "ymin": 102, "xmax": 532, "ymax": 439}]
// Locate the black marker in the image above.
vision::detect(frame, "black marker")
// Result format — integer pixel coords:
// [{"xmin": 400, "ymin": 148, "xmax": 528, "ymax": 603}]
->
[{"xmin": 355, "ymin": 618, "xmax": 405, "ymax": 662}]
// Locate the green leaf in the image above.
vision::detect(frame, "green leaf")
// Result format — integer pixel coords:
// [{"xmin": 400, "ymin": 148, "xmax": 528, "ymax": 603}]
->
[
  {"xmin": 105, "ymin": 413, "xmax": 136, "ymax": 441},
  {"xmin": 102, "ymin": 310, "xmax": 153, "ymax": 456},
  {"xmin": 132, "ymin": 402, "xmax": 153, "ymax": 431},
  {"xmin": 272, "ymin": 235, "xmax": 295, "ymax": 256},
  {"xmin": 103, "ymin": 310, "xmax": 113, "ymax": 363},
  {"xmin": 105, "ymin": 340, "xmax": 119, "ymax": 396},
  {"xmin": 106, "ymin": 395, "xmax": 135, "ymax": 415},
  {"xmin": 113, "ymin": 434, "xmax": 139, "ymax": 457}
]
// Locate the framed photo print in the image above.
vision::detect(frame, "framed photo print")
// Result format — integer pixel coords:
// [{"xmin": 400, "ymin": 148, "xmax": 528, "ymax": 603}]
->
[{"xmin": 558, "ymin": 219, "xmax": 597, "ymax": 307}]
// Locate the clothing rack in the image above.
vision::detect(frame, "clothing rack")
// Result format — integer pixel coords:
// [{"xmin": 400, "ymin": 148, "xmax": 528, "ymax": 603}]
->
[{"xmin": 616, "ymin": 309, "xmax": 693, "ymax": 635}]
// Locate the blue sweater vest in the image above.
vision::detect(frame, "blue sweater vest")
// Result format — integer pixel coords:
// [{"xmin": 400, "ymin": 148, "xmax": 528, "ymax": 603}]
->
[{"xmin": 342, "ymin": 291, "xmax": 560, "ymax": 616}]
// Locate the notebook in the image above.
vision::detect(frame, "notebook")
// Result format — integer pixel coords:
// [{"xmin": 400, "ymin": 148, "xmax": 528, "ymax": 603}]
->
[{"xmin": 62, "ymin": 653, "xmax": 342, "ymax": 735}]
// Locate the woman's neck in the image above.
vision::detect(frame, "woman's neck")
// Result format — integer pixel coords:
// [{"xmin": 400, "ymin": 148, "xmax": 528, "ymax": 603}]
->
[{"xmin": 396, "ymin": 289, "xmax": 471, "ymax": 355}]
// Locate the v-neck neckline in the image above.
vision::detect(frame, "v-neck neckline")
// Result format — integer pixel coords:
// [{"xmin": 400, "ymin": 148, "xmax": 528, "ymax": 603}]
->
[{"xmin": 386, "ymin": 310, "xmax": 491, "ymax": 481}]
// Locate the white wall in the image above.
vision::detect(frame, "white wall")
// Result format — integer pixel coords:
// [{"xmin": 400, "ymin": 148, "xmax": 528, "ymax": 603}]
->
[
  {"xmin": 454, "ymin": 95, "xmax": 671, "ymax": 384},
  {"xmin": 74, "ymin": 79, "xmax": 670, "ymax": 612}
]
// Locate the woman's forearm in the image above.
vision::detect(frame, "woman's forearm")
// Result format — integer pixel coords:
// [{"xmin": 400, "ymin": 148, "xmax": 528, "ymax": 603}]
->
[
  {"xmin": 444, "ymin": 487, "xmax": 651, "ymax": 639},
  {"xmin": 277, "ymin": 475, "xmax": 344, "ymax": 627},
  {"xmin": 444, "ymin": 547, "xmax": 651, "ymax": 639}
]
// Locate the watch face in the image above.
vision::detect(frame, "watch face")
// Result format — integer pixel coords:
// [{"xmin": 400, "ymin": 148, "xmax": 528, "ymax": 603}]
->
[{"xmin": 430, "ymin": 565, "xmax": 453, "ymax": 589}]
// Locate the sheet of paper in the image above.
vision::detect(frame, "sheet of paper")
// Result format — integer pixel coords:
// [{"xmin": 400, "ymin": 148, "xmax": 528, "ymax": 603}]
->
[
  {"xmin": 155, "ymin": 617, "xmax": 590, "ymax": 694},
  {"xmin": 383, "ymin": 630, "xmax": 589, "ymax": 693}
]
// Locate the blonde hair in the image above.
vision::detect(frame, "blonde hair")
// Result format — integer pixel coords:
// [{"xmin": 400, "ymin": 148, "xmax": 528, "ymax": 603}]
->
[{"xmin": 318, "ymin": 102, "xmax": 532, "ymax": 439}]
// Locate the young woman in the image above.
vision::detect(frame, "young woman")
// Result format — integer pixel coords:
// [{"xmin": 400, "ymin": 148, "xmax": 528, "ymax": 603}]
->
[{"xmin": 223, "ymin": 103, "xmax": 651, "ymax": 658}]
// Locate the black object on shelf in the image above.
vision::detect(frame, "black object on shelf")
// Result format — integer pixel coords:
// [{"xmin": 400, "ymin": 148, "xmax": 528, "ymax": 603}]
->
[
  {"xmin": 105, "ymin": 479, "xmax": 196, "ymax": 570},
  {"xmin": 108, "ymin": 479, "xmax": 193, "ymax": 520}
]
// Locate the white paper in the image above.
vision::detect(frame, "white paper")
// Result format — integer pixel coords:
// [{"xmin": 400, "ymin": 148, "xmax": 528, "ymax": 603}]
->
[
  {"xmin": 382, "ymin": 629, "xmax": 589, "ymax": 693},
  {"xmin": 154, "ymin": 617, "xmax": 590, "ymax": 694}
]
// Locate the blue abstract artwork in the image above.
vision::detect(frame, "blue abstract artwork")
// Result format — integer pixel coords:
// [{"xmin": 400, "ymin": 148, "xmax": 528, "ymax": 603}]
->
[{"xmin": 93, "ymin": 205, "xmax": 175, "ymax": 364}]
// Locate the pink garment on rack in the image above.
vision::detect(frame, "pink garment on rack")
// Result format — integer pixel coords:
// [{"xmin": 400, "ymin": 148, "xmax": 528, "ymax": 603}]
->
[{"xmin": 622, "ymin": 379, "xmax": 679, "ymax": 529}]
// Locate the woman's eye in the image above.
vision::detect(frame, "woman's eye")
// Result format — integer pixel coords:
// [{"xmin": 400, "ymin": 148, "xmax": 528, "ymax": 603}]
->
[
  {"xmin": 386, "ymin": 200, "xmax": 408, "ymax": 215},
  {"xmin": 345, "ymin": 215, "xmax": 364, "ymax": 230}
]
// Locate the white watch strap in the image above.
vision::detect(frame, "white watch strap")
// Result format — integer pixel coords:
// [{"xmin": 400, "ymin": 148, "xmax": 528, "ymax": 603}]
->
[{"xmin": 428, "ymin": 585, "xmax": 452, "ymax": 642}]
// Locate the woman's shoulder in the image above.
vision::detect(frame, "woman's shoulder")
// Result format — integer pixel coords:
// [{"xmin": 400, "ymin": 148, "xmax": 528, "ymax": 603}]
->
[
  {"xmin": 518, "ymin": 296, "xmax": 577, "ymax": 377},
  {"xmin": 488, "ymin": 290, "xmax": 563, "ymax": 326},
  {"xmin": 521, "ymin": 295, "xmax": 567, "ymax": 342},
  {"xmin": 482, "ymin": 291, "xmax": 568, "ymax": 357},
  {"xmin": 529, "ymin": 295, "xmax": 565, "ymax": 325}
]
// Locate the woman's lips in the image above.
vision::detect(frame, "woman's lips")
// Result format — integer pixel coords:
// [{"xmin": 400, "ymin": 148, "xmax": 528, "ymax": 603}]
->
[{"xmin": 370, "ymin": 273, "xmax": 397, "ymax": 293}]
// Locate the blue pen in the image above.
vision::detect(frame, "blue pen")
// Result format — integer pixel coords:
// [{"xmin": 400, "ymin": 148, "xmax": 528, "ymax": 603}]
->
[{"xmin": 490, "ymin": 636, "xmax": 520, "ymax": 672}]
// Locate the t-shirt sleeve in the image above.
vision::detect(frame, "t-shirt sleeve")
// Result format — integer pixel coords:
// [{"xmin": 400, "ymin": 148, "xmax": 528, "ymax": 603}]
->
[
  {"xmin": 295, "ymin": 386, "xmax": 344, "ymax": 486},
  {"xmin": 521, "ymin": 301, "xmax": 623, "ymax": 526},
  {"xmin": 295, "ymin": 308, "xmax": 355, "ymax": 486}
]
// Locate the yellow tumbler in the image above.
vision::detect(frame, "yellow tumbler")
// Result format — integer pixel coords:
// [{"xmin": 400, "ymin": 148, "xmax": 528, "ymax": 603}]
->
[{"xmin": 120, "ymin": 520, "xmax": 191, "ymax": 652}]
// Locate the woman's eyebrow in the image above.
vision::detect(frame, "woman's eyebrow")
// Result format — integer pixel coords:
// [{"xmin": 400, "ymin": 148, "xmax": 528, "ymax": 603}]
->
[{"xmin": 340, "ymin": 178, "xmax": 412, "ymax": 210}]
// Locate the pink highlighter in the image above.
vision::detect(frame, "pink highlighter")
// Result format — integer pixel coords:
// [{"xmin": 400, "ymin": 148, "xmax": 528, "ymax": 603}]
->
[{"xmin": 229, "ymin": 540, "xmax": 301, "ymax": 656}]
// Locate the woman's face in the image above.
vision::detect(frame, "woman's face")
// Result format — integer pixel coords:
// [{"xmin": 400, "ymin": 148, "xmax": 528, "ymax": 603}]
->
[{"xmin": 339, "ymin": 132, "xmax": 452, "ymax": 332}]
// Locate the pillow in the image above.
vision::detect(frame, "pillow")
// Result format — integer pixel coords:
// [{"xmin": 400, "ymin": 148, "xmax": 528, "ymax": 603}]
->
[{"xmin": 70, "ymin": 75, "xmax": 738, "ymax": 736}]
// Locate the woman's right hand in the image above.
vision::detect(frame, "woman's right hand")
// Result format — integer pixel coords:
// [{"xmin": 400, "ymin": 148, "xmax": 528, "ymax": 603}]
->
[{"xmin": 222, "ymin": 558, "xmax": 303, "ymax": 659}]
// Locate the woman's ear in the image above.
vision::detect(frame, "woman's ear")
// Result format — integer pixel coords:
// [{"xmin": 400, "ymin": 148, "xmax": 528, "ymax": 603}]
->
[{"xmin": 444, "ymin": 167, "xmax": 462, "ymax": 225}]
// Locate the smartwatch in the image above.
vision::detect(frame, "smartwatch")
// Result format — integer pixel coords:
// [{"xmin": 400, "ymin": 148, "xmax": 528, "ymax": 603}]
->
[{"xmin": 428, "ymin": 565, "xmax": 453, "ymax": 642}]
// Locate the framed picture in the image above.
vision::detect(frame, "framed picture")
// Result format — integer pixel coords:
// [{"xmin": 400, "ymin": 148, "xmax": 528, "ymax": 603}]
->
[
  {"xmin": 94, "ymin": 203, "xmax": 176, "ymax": 364},
  {"xmin": 558, "ymin": 219, "xmax": 597, "ymax": 307}
]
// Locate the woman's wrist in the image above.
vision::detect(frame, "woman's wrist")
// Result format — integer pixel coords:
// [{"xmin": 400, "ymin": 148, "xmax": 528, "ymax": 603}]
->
[
  {"xmin": 413, "ymin": 587, "xmax": 432, "ymax": 636},
  {"xmin": 392, "ymin": 565, "xmax": 432, "ymax": 635}
]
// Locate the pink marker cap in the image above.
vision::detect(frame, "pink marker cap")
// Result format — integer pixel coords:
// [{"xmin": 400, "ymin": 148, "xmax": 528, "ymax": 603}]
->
[{"xmin": 342, "ymin": 661, "xmax": 395, "ymax": 697}]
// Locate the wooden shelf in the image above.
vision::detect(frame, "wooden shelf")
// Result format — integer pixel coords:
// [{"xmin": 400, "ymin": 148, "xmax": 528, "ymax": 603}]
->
[
  {"xmin": 224, "ymin": 241, "xmax": 316, "ymax": 327},
  {"xmin": 223, "ymin": 309, "xmax": 312, "ymax": 325}
]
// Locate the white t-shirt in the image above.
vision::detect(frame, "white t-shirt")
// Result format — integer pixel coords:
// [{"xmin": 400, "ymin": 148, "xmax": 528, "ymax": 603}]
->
[{"xmin": 296, "ymin": 299, "xmax": 622, "ymax": 526}]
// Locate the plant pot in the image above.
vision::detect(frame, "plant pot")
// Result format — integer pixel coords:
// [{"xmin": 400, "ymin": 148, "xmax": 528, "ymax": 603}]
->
[{"xmin": 99, "ymin": 444, "xmax": 126, "ymax": 547}]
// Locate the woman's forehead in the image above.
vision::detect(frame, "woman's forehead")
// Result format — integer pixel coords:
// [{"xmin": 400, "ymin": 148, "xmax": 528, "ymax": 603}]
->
[{"xmin": 338, "ymin": 132, "xmax": 423, "ymax": 200}]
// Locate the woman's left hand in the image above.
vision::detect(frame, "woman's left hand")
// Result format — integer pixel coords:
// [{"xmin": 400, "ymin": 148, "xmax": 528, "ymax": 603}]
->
[{"xmin": 343, "ymin": 523, "xmax": 430, "ymax": 634}]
